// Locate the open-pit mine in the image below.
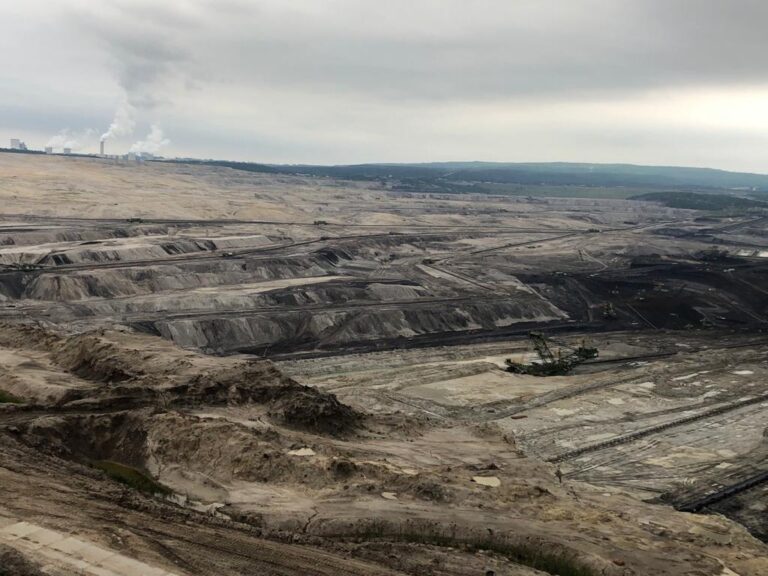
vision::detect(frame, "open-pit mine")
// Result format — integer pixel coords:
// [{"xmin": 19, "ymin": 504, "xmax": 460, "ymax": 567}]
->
[{"xmin": 1, "ymin": 152, "xmax": 767, "ymax": 576}]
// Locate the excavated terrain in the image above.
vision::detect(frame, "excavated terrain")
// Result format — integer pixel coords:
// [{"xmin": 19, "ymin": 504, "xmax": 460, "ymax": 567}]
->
[{"xmin": 0, "ymin": 152, "xmax": 767, "ymax": 575}]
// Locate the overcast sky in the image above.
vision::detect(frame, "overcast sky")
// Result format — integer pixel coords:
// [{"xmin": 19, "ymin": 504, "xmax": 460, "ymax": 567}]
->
[{"xmin": 1, "ymin": 0, "xmax": 767, "ymax": 171}]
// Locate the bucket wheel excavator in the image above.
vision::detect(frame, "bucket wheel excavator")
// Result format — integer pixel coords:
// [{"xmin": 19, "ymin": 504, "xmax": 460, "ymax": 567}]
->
[{"xmin": 505, "ymin": 332, "xmax": 598, "ymax": 376}]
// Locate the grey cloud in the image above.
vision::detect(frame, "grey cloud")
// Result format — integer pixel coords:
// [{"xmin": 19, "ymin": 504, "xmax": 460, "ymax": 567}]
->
[
  {"xmin": 0, "ymin": 104, "xmax": 110, "ymax": 134},
  {"xmin": 68, "ymin": 0, "xmax": 768, "ymax": 105},
  {"xmin": 167, "ymin": 0, "xmax": 768, "ymax": 101},
  {"xmin": 60, "ymin": 0, "xmax": 768, "ymax": 106},
  {"xmin": 2, "ymin": 0, "xmax": 768, "ymax": 170},
  {"xmin": 71, "ymin": 2, "xmax": 195, "ymax": 108}
]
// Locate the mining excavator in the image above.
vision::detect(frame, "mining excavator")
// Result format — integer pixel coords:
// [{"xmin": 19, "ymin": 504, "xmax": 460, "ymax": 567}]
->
[{"xmin": 505, "ymin": 332, "xmax": 598, "ymax": 376}]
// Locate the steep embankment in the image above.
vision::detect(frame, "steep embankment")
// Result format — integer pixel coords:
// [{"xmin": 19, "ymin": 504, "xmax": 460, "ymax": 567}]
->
[{"xmin": 1, "ymin": 322, "xmax": 768, "ymax": 575}]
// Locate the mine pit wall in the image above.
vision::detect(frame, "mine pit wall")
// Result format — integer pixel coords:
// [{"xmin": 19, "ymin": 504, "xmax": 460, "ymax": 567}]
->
[
  {"xmin": 70, "ymin": 282, "xmax": 427, "ymax": 318},
  {"xmin": 0, "ymin": 224, "xmax": 171, "ymax": 249},
  {"xmin": 148, "ymin": 299, "xmax": 567, "ymax": 355},
  {"xmin": 708, "ymin": 482, "xmax": 768, "ymax": 543},
  {"xmin": 12, "ymin": 253, "xmax": 346, "ymax": 302},
  {"xmin": 517, "ymin": 260, "xmax": 768, "ymax": 330}
]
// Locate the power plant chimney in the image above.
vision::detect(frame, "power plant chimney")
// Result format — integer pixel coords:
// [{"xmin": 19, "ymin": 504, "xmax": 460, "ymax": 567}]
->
[{"xmin": 100, "ymin": 140, "xmax": 105, "ymax": 156}]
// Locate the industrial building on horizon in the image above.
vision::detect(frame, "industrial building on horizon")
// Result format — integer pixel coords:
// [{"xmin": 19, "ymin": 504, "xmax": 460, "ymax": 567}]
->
[
  {"xmin": 5, "ymin": 137, "xmax": 164, "ymax": 163},
  {"xmin": 9, "ymin": 138, "xmax": 28, "ymax": 151}
]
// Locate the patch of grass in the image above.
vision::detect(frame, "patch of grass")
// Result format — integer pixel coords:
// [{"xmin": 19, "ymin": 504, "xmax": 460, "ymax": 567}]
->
[
  {"xmin": 349, "ymin": 519, "xmax": 598, "ymax": 576},
  {"xmin": 0, "ymin": 389, "xmax": 23, "ymax": 404},
  {"xmin": 93, "ymin": 460, "xmax": 172, "ymax": 496}
]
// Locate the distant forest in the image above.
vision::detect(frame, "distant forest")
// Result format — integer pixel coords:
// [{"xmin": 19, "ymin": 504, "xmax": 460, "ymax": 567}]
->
[
  {"xmin": 167, "ymin": 158, "xmax": 768, "ymax": 197},
  {"xmin": 631, "ymin": 191, "xmax": 768, "ymax": 211}
]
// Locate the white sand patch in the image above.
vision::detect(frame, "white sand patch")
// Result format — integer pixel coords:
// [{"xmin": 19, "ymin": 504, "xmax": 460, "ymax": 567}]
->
[
  {"xmin": 404, "ymin": 370, "xmax": 563, "ymax": 406},
  {"xmin": 645, "ymin": 446, "xmax": 718, "ymax": 468},
  {"xmin": 0, "ymin": 519, "xmax": 180, "ymax": 575},
  {"xmin": 586, "ymin": 433, "xmax": 615, "ymax": 442},
  {"xmin": 193, "ymin": 275, "xmax": 348, "ymax": 295},
  {"xmin": 287, "ymin": 448, "xmax": 316, "ymax": 457},
  {"xmin": 614, "ymin": 381, "xmax": 656, "ymax": 395},
  {"xmin": 472, "ymin": 476, "xmax": 501, "ymax": 488},
  {"xmin": 672, "ymin": 371, "xmax": 709, "ymax": 381}
]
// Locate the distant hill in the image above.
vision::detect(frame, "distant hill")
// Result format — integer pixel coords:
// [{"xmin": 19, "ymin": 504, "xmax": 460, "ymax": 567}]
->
[
  {"xmin": 160, "ymin": 157, "xmax": 768, "ymax": 195},
  {"xmin": 162, "ymin": 158, "xmax": 281, "ymax": 174},
  {"xmin": 5, "ymin": 149, "xmax": 766, "ymax": 192},
  {"xmin": 274, "ymin": 161, "xmax": 768, "ymax": 191}
]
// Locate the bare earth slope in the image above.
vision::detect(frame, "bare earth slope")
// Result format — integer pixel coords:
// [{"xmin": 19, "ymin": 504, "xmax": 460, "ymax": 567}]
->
[
  {"xmin": 1, "ymin": 152, "xmax": 767, "ymax": 575},
  {"xmin": 2, "ymin": 324, "xmax": 768, "ymax": 576}
]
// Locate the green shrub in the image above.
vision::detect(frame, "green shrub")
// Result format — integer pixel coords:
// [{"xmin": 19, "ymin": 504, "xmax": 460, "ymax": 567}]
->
[
  {"xmin": 93, "ymin": 461, "xmax": 171, "ymax": 496},
  {"xmin": 0, "ymin": 390, "xmax": 22, "ymax": 404}
]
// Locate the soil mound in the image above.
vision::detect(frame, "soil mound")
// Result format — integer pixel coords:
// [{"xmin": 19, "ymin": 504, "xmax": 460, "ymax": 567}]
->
[
  {"xmin": 17, "ymin": 411, "xmax": 149, "ymax": 468},
  {"xmin": 270, "ymin": 386, "xmax": 362, "ymax": 435},
  {"xmin": 0, "ymin": 322, "xmax": 61, "ymax": 350},
  {"xmin": 0, "ymin": 323, "xmax": 362, "ymax": 434},
  {"xmin": 185, "ymin": 362, "xmax": 362, "ymax": 433}
]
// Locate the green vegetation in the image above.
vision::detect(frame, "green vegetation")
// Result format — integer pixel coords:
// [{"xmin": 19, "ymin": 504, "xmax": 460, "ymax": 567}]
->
[
  {"xmin": 348, "ymin": 519, "xmax": 598, "ymax": 576},
  {"xmin": 0, "ymin": 148, "xmax": 45, "ymax": 156},
  {"xmin": 187, "ymin": 159, "xmax": 768, "ymax": 190},
  {"xmin": 167, "ymin": 158, "xmax": 768, "ymax": 201},
  {"xmin": 0, "ymin": 389, "xmax": 23, "ymax": 404},
  {"xmin": 393, "ymin": 180, "xmax": 643, "ymax": 199},
  {"xmin": 93, "ymin": 460, "xmax": 172, "ymax": 495},
  {"xmin": 631, "ymin": 191, "xmax": 768, "ymax": 211},
  {"xmin": 163, "ymin": 158, "xmax": 279, "ymax": 174}
]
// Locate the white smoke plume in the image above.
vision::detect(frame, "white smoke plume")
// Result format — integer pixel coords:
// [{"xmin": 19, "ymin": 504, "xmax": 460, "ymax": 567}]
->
[
  {"xmin": 46, "ymin": 128, "xmax": 96, "ymax": 151},
  {"xmin": 129, "ymin": 125, "xmax": 170, "ymax": 155},
  {"xmin": 101, "ymin": 100, "xmax": 136, "ymax": 142}
]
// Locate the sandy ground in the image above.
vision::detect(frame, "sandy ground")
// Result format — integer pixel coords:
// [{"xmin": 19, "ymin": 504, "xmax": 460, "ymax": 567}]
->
[{"xmin": 281, "ymin": 330, "xmax": 768, "ymax": 505}]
